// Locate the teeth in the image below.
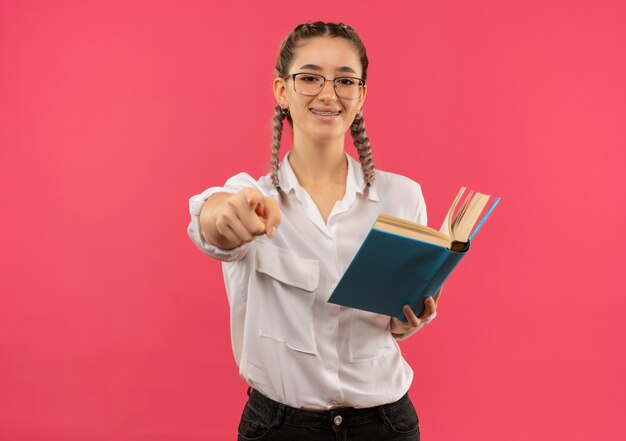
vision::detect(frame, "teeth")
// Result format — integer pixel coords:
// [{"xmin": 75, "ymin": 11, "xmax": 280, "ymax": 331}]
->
[{"xmin": 311, "ymin": 109, "xmax": 340, "ymax": 116}]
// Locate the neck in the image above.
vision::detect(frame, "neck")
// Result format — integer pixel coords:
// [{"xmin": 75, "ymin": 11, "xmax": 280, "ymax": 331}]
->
[{"xmin": 288, "ymin": 137, "xmax": 347, "ymax": 188}]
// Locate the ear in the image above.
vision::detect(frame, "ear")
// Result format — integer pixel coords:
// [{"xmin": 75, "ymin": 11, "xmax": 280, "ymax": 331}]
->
[
  {"xmin": 357, "ymin": 83, "xmax": 367, "ymax": 110},
  {"xmin": 273, "ymin": 77, "xmax": 288, "ymax": 106}
]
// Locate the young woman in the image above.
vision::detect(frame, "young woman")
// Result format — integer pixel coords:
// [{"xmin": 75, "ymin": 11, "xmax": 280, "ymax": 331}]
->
[{"xmin": 187, "ymin": 21, "xmax": 441, "ymax": 441}]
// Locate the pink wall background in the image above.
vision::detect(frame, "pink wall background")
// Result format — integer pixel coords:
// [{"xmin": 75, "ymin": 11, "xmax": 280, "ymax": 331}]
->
[{"xmin": 1, "ymin": 1, "xmax": 624, "ymax": 440}]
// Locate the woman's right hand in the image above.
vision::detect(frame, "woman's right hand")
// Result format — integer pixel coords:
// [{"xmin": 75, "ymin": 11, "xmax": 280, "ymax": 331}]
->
[{"xmin": 199, "ymin": 187, "xmax": 281, "ymax": 250}]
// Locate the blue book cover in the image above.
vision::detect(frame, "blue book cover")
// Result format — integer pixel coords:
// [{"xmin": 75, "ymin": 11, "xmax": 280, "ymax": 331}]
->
[{"xmin": 328, "ymin": 228, "xmax": 469, "ymax": 321}]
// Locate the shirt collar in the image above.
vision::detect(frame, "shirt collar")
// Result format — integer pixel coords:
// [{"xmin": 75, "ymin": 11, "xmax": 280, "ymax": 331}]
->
[{"xmin": 270, "ymin": 151, "xmax": 379, "ymax": 202}]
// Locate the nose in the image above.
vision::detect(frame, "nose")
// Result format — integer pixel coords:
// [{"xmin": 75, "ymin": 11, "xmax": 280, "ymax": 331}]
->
[{"xmin": 318, "ymin": 79, "xmax": 337, "ymax": 100}]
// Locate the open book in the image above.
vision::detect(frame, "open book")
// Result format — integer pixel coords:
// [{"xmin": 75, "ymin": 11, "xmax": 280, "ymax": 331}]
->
[{"xmin": 328, "ymin": 187, "xmax": 500, "ymax": 321}]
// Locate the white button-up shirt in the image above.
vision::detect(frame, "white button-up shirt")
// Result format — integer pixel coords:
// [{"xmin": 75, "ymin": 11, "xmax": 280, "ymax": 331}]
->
[{"xmin": 187, "ymin": 151, "xmax": 436, "ymax": 410}]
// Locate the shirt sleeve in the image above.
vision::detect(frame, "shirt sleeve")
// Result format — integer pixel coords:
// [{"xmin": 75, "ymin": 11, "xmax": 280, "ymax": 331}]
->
[
  {"xmin": 416, "ymin": 184, "xmax": 427, "ymax": 227},
  {"xmin": 186, "ymin": 173, "xmax": 263, "ymax": 263}
]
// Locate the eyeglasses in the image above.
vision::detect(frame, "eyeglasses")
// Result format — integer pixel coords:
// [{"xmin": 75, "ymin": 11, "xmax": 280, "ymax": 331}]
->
[{"xmin": 283, "ymin": 73, "xmax": 365, "ymax": 100}]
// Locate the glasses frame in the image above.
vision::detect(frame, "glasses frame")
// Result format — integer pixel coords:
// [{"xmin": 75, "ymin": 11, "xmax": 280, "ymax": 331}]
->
[{"xmin": 283, "ymin": 72, "xmax": 366, "ymax": 100}]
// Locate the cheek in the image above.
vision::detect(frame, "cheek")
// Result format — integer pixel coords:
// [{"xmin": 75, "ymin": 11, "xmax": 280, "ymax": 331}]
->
[{"xmin": 346, "ymin": 109, "xmax": 359, "ymax": 123}]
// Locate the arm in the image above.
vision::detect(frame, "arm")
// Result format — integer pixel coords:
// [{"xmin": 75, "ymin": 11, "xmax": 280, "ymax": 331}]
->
[{"xmin": 391, "ymin": 185, "xmax": 437, "ymax": 340}]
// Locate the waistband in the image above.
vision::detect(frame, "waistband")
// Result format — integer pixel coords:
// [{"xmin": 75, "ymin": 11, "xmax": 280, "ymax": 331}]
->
[{"xmin": 246, "ymin": 387, "xmax": 410, "ymax": 427}]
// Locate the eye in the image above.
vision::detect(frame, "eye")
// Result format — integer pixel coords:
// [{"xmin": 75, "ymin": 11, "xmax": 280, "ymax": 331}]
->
[
  {"xmin": 300, "ymin": 75, "xmax": 320, "ymax": 82},
  {"xmin": 337, "ymin": 78, "xmax": 356, "ymax": 86}
]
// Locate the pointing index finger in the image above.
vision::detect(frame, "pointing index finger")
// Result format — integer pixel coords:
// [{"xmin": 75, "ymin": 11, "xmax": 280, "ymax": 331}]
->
[{"xmin": 261, "ymin": 196, "xmax": 281, "ymax": 238}]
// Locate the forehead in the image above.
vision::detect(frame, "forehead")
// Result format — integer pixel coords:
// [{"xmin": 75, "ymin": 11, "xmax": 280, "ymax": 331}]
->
[{"xmin": 291, "ymin": 36, "xmax": 361, "ymax": 76}]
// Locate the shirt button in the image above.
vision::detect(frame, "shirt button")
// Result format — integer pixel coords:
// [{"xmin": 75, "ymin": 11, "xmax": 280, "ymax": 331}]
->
[
  {"xmin": 331, "ymin": 283, "xmax": 337, "ymax": 289},
  {"xmin": 334, "ymin": 415, "xmax": 343, "ymax": 426}
]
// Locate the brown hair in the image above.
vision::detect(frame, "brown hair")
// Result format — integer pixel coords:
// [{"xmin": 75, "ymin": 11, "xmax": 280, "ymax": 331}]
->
[{"xmin": 271, "ymin": 21, "xmax": 375, "ymax": 194}]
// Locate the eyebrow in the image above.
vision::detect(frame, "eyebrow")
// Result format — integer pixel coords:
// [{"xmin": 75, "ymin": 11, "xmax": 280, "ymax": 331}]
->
[{"xmin": 298, "ymin": 64, "xmax": 358, "ymax": 75}]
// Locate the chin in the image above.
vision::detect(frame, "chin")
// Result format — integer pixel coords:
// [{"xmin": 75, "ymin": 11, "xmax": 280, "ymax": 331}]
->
[
  {"xmin": 309, "ymin": 133, "xmax": 343, "ymax": 145},
  {"xmin": 308, "ymin": 126, "xmax": 348, "ymax": 142}
]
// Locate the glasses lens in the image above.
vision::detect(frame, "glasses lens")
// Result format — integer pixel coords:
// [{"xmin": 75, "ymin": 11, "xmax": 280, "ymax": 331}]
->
[
  {"xmin": 294, "ymin": 74, "xmax": 325, "ymax": 96},
  {"xmin": 334, "ymin": 77, "xmax": 362, "ymax": 99}
]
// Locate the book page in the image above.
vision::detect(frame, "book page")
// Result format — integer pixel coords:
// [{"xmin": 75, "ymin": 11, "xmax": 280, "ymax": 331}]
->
[
  {"xmin": 376, "ymin": 186, "xmax": 492, "ymax": 249},
  {"xmin": 440, "ymin": 187, "xmax": 466, "ymax": 238},
  {"xmin": 453, "ymin": 192, "xmax": 490, "ymax": 242},
  {"xmin": 376, "ymin": 214, "xmax": 451, "ymax": 248}
]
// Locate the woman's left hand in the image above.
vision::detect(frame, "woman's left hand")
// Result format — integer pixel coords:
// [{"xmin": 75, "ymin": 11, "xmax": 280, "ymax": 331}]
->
[{"xmin": 390, "ymin": 287, "xmax": 442, "ymax": 335}]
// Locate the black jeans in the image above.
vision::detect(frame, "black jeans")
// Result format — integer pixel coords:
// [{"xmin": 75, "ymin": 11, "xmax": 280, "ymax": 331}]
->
[{"xmin": 237, "ymin": 387, "xmax": 420, "ymax": 441}]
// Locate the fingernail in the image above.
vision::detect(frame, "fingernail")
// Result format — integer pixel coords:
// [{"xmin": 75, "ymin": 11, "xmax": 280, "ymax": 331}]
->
[{"xmin": 268, "ymin": 226, "xmax": 276, "ymax": 239}]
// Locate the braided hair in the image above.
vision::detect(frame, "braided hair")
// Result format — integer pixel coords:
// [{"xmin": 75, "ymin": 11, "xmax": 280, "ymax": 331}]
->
[{"xmin": 271, "ymin": 21, "xmax": 375, "ymax": 195}]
